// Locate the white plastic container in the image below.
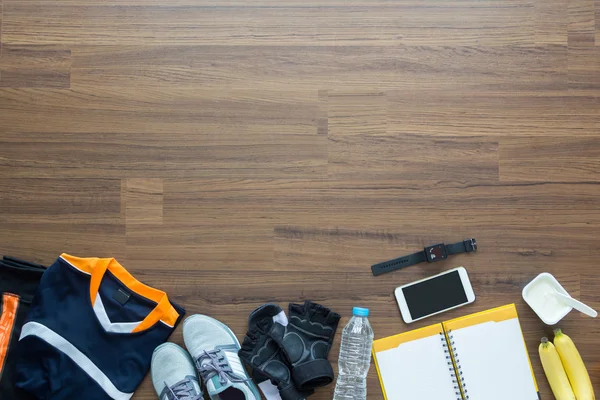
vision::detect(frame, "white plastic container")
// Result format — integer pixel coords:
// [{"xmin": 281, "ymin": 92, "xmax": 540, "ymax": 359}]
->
[{"xmin": 522, "ymin": 273, "xmax": 572, "ymax": 325}]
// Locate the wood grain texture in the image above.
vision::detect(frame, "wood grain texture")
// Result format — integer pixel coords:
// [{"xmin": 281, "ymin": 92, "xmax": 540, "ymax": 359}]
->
[
  {"xmin": 568, "ymin": 0, "xmax": 596, "ymax": 45},
  {"xmin": 124, "ymin": 178, "xmax": 164, "ymax": 226},
  {"xmin": 0, "ymin": 0, "xmax": 599, "ymax": 399},
  {"xmin": 0, "ymin": 45, "xmax": 71, "ymax": 88}
]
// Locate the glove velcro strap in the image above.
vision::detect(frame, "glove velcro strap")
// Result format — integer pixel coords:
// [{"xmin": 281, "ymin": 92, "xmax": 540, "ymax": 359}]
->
[
  {"xmin": 279, "ymin": 383, "xmax": 308, "ymax": 400},
  {"xmin": 292, "ymin": 359, "xmax": 334, "ymax": 390}
]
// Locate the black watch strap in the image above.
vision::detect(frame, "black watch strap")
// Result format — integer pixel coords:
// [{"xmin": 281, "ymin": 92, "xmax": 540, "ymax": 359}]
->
[
  {"xmin": 371, "ymin": 252, "xmax": 427, "ymax": 276},
  {"xmin": 446, "ymin": 238, "xmax": 477, "ymax": 255},
  {"xmin": 371, "ymin": 238, "xmax": 477, "ymax": 276}
]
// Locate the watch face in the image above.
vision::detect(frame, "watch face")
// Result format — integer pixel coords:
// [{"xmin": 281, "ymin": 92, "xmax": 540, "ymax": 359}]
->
[{"xmin": 426, "ymin": 244, "xmax": 447, "ymax": 262}]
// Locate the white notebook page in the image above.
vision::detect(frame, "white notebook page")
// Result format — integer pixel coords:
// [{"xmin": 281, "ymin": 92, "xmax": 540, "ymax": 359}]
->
[
  {"xmin": 375, "ymin": 333, "xmax": 458, "ymax": 400},
  {"xmin": 449, "ymin": 319, "xmax": 539, "ymax": 400}
]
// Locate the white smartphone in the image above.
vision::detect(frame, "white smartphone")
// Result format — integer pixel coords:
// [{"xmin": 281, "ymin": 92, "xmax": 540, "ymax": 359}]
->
[{"xmin": 394, "ymin": 267, "xmax": 475, "ymax": 323}]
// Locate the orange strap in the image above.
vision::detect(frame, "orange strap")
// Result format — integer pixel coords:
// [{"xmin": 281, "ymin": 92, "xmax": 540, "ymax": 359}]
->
[{"xmin": 0, "ymin": 293, "xmax": 20, "ymax": 373}]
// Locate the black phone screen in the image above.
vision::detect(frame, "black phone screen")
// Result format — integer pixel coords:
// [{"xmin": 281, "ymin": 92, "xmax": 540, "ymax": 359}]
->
[{"xmin": 402, "ymin": 270, "xmax": 468, "ymax": 319}]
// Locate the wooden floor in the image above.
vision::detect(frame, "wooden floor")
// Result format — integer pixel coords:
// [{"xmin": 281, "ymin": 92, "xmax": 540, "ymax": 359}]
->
[{"xmin": 1, "ymin": 0, "xmax": 599, "ymax": 399}]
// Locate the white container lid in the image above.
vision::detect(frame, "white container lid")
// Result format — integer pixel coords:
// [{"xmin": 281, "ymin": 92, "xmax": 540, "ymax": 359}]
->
[{"xmin": 522, "ymin": 273, "xmax": 572, "ymax": 325}]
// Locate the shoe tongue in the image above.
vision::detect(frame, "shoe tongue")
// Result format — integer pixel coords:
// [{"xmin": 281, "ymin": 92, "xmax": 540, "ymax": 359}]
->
[
  {"xmin": 206, "ymin": 375, "xmax": 233, "ymax": 396},
  {"xmin": 202, "ymin": 348, "xmax": 252, "ymax": 399},
  {"xmin": 161, "ymin": 379, "xmax": 203, "ymax": 400}
]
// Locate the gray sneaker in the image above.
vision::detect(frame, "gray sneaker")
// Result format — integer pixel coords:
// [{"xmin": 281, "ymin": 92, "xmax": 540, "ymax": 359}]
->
[
  {"xmin": 151, "ymin": 343, "xmax": 203, "ymax": 400},
  {"xmin": 183, "ymin": 315, "xmax": 261, "ymax": 400}
]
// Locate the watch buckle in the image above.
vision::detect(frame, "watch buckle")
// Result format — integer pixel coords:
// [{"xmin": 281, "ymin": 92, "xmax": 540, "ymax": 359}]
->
[{"xmin": 464, "ymin": 238, "xmax": 477, "ymax": 252}]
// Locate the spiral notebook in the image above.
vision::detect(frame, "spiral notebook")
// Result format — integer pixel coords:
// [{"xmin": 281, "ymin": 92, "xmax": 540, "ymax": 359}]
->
[{"xmin": 372, "ymin": 304, "xmax": 540, "ymax": 400}]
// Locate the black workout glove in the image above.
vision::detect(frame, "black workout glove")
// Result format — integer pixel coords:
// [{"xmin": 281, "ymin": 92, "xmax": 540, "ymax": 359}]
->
[
  {"xmin": 240, "ymin": 301, "xmax": 340, "ymax": 392},
  {"xmin": 273, "ymin": 301, "xmax": 341, "ymax": 390},
  {"xmin": 239, "ymin": 304, "xmax": 311, "ymax": 400}
]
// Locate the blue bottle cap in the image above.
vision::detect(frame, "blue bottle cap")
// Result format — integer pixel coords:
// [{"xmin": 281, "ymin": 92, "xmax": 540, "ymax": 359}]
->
[{"xmin": 353, "ymin": 307, "xmax": 369, "ymax": 317}]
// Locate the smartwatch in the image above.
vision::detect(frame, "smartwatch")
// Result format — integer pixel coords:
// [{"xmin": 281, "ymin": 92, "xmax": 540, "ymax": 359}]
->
[{"xmin": 371, "ymin": 238, "xmax": 477, "ymax": 276}]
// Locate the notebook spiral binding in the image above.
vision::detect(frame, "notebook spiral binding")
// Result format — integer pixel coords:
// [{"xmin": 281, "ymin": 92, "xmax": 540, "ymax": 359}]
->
[{"xmin": 440, "ymin": 331, "xmax": 469, "ymax": 400}]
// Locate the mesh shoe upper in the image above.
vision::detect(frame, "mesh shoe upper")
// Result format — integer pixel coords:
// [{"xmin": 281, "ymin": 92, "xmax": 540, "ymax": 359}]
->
[
  {"xmin": 151, "ymin": 343, "xmax": 202, "ymax": 400},
  {"xmin": 183, "ymin": 315, "xmax": 261, "ymax": 400}
]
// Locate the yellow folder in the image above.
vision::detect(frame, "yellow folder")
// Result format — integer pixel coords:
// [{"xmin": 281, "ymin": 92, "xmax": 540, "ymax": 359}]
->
[{"xmin": 372, "ymin": 304, "xmax": 539, "ymax": 400}]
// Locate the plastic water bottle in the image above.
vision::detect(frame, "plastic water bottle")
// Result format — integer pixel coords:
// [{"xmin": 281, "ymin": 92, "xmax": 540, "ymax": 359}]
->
[{"xmin": 333, "ymin": 307, "xmax": 374, "ymax": 400}]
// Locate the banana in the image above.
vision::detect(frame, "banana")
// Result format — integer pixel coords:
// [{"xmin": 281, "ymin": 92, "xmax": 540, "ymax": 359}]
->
[
  {"xmin": 554, "ymin": 328, "xmax": 595, "ymax": 400},
  {"xmin": 539, "ymin": 337, "xmax": 576, "ymax": 400}
]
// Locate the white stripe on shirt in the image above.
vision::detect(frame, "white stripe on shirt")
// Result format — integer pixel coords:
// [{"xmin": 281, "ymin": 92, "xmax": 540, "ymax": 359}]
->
[
  {"xmin": 20, "ymin": 321, "xmax": 133, "ymax": 400},
  {"xmin": 93, "ymin": 293, "xmax": 141, "ymax": 334}
]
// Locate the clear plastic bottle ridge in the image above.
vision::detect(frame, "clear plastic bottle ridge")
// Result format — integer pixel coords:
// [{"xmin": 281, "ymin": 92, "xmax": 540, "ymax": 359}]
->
[{"xmin": 333, "ymin": 307, "xmax": 374, "ymax": 400}]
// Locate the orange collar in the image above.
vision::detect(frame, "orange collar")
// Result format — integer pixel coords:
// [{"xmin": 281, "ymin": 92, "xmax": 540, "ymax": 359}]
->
[{"xmin": 60, "ymin": 254, "xmax": 179, "ymax": 333}]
